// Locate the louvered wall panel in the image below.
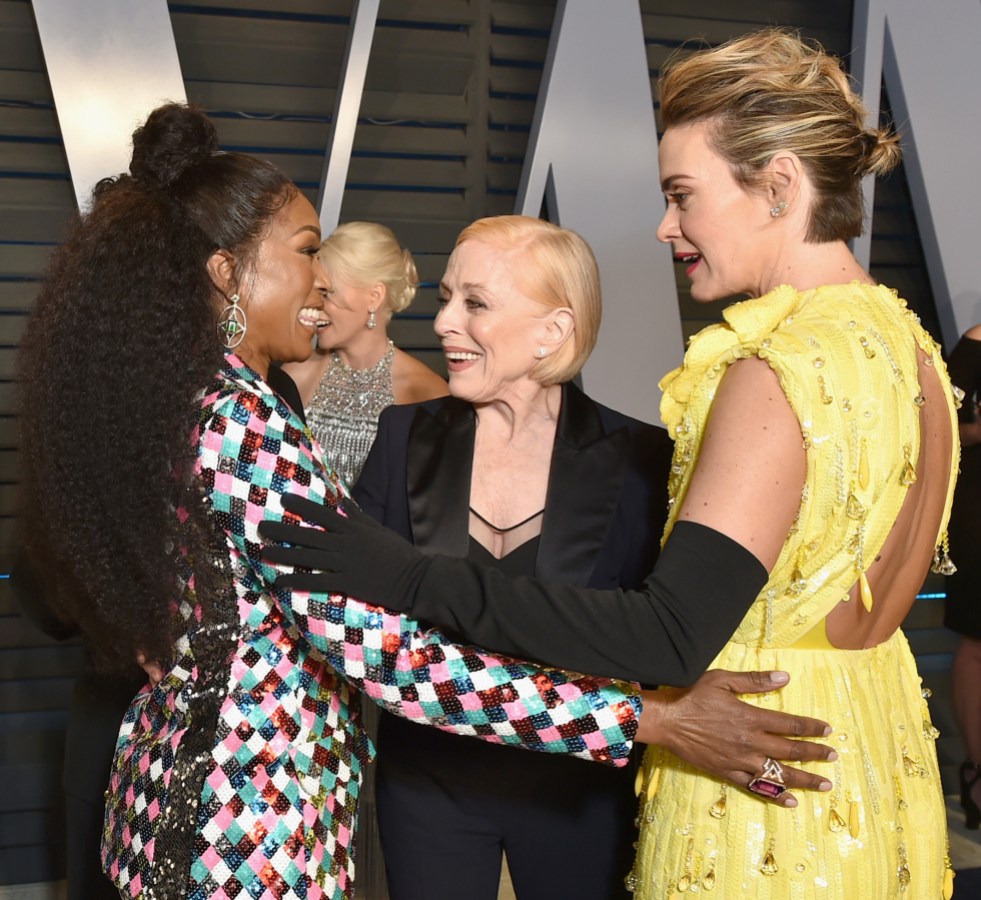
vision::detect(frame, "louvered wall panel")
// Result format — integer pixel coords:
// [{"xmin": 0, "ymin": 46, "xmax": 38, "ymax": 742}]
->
[
  {"xmin": 1, "ymin": 6, "xmax": 70, "ymax": 881},
  {"xmin": 868, "ymin": 152, "xmax": 942, "ymax": 342}
]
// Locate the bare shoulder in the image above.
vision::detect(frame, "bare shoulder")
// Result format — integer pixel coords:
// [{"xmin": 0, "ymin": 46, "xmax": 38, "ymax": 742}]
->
[
  {"xmin": 709, "ymin": 356, "xmax": 795, "ymax": 428},
  {"xmin": 282, "ymin": 350, "xmax": 332, "ymax": 406},
  {"xmin": 392, "ymin": 349, "xmax": 449, "ymax": 404},
  {"xmin": 965, "ymin": 323, "xmax": 981, "ymax": 342}
]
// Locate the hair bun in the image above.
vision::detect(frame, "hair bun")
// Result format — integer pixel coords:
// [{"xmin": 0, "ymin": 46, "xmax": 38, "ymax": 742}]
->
[
  {"xmin": 861, "ymin": 127, "xmax": 902, "ymax": 178},
  {"xmin": 129, "ymin": 102, "xmax": 220, "ymax": 191}
]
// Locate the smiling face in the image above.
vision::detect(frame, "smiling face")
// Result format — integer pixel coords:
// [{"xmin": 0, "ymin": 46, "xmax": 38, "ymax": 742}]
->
[
  {"xmin": 316, "ymin": 265, "xmax": 385, "ymax": 351},
  {"xmin": 656, "ymin": 121, "xmax": 777, "ymax": 302},
  {"xmin": 435, "ymin": 238, "xmax": 554, "ymax": 404},
  {"xmin": 220, "ymin": 193, "xmax": 328, "ymax": 375}
]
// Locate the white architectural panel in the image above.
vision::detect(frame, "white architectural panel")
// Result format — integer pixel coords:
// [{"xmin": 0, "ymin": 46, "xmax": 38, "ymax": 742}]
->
[
  {"xmin": 32, "ymin": 0, "xmax": 186, "ymax": 210},
  {"xmin": 317, "ymin": 0, "xmax": 380, "ymax": 235},
  {"xmin": 516, "ymin": 0, "xmax": 683, "ymax": 424},
  {"xmin": 852, "ymin": 0, "xmax": 981, "ymax": 344}
]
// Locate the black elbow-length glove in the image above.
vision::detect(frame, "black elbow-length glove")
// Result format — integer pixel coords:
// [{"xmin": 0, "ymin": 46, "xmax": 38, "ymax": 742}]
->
[{"xmin": 259, "ymin": 493, "xmax": 767, "ymax": 686}]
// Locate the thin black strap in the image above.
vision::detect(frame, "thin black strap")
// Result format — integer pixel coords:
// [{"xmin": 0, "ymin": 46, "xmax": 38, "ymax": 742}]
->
[{"xmin": 469, "ymin": 506, "xmax": 544, "ymax": 533}]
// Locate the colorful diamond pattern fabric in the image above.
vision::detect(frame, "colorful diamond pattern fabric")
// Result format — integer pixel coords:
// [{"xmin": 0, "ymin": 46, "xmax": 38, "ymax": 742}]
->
[{"xmin": 102, "ymin": 352, "xmax": 640, "ymax": 899}]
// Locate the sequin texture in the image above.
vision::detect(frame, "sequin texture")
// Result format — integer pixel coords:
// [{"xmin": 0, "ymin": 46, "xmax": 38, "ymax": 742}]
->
[
  {"xmin": 633, "ymin": 283, "xmax": 959, "ymax": 898},
  {"xmin": 100, "ymin": 353, "xmax": 641, "ymax": 900},
  {"xmin": 306, "ymin": 341, "xmax": 395, "ymax": 488}
]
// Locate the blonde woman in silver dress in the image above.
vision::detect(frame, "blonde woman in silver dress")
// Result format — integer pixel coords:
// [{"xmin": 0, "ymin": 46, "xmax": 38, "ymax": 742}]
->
[{"xmin": 284, "ymin": 221, "xmax": 447, "ymax": 489}]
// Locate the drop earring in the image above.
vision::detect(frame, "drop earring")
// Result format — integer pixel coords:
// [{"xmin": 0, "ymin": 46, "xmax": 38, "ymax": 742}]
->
[
  {"xmin": 770, "ymin": 200, "xmax": 788, "ymax": 218},
  {"xmin": 366, "ymin": 309, "xmax": 377, "ymax": 330},
  {"xmin": 217, "ymin": 293, "xmax": 247, "ymax": 349}
]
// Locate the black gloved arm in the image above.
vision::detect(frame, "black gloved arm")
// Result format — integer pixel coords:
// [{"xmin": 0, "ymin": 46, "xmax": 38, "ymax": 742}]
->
[
  {"xmin": 411, "ymin": 519, "xmax": 764, "ymax": 686},
  {"xmin": 261, "ymin": 496, "xmax": 766, "ymax": 686}
]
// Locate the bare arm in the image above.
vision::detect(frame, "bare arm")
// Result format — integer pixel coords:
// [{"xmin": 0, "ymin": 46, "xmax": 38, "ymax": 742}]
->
[{"xmin": 677, "ymin": 355, "xmax": 805, "ymax": 569}]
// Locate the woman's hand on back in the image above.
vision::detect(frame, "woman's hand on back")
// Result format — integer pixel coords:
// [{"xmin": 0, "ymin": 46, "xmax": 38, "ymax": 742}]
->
[{"xmin": 637, "ymin": 669, "xmax": 834, "ymax": 806}]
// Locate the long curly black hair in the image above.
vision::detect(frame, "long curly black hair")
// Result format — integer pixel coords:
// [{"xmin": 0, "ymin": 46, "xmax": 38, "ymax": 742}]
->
[{"xmin": 19, "ymin": 103, "xmax": 296, "ymax": 673}]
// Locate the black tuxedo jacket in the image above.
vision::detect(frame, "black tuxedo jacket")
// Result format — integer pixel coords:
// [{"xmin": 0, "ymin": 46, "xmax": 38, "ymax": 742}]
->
[
  {"xmin": 353, "ymin": 381, "xmax": 672, "ymax": 791},
  {"xmin": 354, "ymin": 381, "xmax": 672, "ymax": 622},
  {"xmin": 354, "ymin": 384, "xmax": 672, "ymax": 897}
]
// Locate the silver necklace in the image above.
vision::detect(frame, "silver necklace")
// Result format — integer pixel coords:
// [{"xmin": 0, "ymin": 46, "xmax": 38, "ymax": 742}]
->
[{"xmin": 306, "ymin": 341, "xmax": 395, "ymax": 487}]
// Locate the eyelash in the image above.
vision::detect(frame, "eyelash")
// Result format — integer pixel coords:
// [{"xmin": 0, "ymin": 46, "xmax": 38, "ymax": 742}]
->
[
  {"xmin": 302, "ymin": 246, "xmax": 319, "ymax": 257},
  {"xmin": 437, "ymin": 296, "xmax": 486, "ymax": 310},
  {"xmin": 667, "ymin": 192, "xmax": 690, "ymax": 209}
]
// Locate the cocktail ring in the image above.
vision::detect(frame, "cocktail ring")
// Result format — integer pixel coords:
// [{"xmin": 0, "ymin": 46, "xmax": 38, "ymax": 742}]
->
[{"xmin": 748, "ymin": 757, "xmax": 787, "ymax": 799}]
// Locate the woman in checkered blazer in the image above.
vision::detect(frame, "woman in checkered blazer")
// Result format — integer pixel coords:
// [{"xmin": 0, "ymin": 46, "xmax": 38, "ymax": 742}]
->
[{"xmin": 18, "ymin": 102, "xmax": 647, "ymax": 900}]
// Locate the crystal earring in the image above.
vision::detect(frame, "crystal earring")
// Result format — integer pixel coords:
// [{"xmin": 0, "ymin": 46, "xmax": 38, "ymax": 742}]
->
[
  {"xmin": 537, "ymin": 346, "xmax": 546, "ymax": 357},
  {"xmin": 770, "ymin": 200, "xmax": 788, "ymax": 218},
  {"xmin": 217, "ymin": 293, "xmax": 247, "ymax": 349},
  {"xmin": 366, "ymin": 309, "xmax": 377, "ymax": 330}
]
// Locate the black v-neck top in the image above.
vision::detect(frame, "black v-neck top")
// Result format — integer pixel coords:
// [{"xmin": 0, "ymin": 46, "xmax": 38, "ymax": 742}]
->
[{"xmin": 467, "ymin": 535, "xmax": 540, "ymax": 577}]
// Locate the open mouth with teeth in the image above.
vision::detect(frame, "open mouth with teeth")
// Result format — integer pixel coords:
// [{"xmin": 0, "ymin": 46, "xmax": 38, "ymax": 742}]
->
[
  {"xmin": 298, "ymin": 307, "xmax": 331, "ymax": 330},
  {"xmin": 675, "ymin": 252, "xmax": 702, "ymax": 276},
  {"xmin": 445, "ymin": 351, "xmax": 481, "ymax": 362}
]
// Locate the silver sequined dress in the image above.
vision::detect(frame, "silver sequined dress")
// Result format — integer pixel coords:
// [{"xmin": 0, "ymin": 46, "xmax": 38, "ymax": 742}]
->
[{"xmin": 306, "ymin": 341, "xmax": 395, "ymax": 490}]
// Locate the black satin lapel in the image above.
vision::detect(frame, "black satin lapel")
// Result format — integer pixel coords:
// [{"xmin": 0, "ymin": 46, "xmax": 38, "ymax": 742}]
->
[
  {"xmin": 406, "ymin": 400, "xmax": 474, "ymax": 557},
  {"xmin": 537, "ymin": 384, "xmax": 629, "ymax": 584}
]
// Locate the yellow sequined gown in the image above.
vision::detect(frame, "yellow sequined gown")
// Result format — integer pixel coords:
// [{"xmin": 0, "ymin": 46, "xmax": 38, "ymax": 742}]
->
[{"xmin": 630, "ymin": 283, "xmax": 959, "ymax": 899}]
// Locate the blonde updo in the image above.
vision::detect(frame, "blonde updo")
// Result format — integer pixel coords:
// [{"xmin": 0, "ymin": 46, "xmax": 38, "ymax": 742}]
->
[
  {"xmin": 659, "ymin": 28, "xmax": 901, "ymax": 242},
  {"xmin": 318, "ymin": 221, "xmax": 419, "ymax": 317}
]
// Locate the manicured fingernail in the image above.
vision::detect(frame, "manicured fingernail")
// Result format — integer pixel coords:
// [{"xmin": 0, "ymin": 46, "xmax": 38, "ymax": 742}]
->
[
  {"xmin": 819, "ymin": 780, "xmax": 832, "ymax": 791},
  {"xmin": 770, "ymin": 671, "xmax": 790, "ymax": 684},
  {"xmin": 822, "ymin": 725, "xmax": 832, "ymax": 736},
  {"xmin": 827, "ymin": 750, "xmax": 838, "ymax": 762}
]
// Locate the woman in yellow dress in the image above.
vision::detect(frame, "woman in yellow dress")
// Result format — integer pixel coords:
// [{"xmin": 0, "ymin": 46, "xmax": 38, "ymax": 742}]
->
[
  {"xmin": 623, "ymin": 30, "xmax": 957, "ymax": 897},
  {"xmin": 262, "ymin": 29, "xmax": 958, "ymax": 898}
]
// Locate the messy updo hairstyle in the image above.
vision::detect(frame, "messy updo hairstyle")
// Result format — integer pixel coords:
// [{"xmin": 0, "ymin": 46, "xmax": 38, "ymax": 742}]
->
[
  {"xmin": 19, "ymin": 102, "xmax": 295, "ymax": 673},
  {"xmin": 319, "ymin": 221, "xmax": 419, "ymax": 318},
  {"xmin": 658, "ymin": 28, "xmax": 902, "ymax": 242},
  {"xmin": 454, "ymin": 215, "xmax": 601, "ymax": 385}
]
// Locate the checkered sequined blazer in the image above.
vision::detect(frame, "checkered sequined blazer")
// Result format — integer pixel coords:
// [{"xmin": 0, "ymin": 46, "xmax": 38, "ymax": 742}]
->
[{"xmin": 101, "ymin": 353, "xmax": 641, "ymax": 900}]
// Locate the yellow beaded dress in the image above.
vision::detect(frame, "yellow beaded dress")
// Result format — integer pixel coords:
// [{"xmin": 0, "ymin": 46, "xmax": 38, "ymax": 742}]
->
[{"xmin": 630, "ymin": 283, "xmax": 959, "ymax": 899}]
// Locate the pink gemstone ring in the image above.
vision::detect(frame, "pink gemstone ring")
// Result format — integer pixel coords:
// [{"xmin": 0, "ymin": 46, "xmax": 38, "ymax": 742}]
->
[{"xmin": 748, "ymin": 757, "xmax": 786, "ymax": 799}]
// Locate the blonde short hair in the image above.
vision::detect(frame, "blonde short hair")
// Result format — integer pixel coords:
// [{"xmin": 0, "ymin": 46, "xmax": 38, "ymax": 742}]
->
[
  {"xmin": 454, "ymin": 215, "xmax": 601, "ymax": 385},
  {"xmin": 319, "ymin": 221, "xmax": 419, "ymax": 317},
  {"xmin": 659, "ymin": 28, "xmax": 901, "ymax": 242}
]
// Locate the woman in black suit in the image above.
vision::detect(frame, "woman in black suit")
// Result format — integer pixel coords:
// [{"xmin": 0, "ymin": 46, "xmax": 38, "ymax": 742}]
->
[
  {"xmin": 360, "ymin": 396, "xmax": 668, "ymax": 899},
  {"xmin": 352, "ymin": 215, "xmax": 666, "ymax": 900}
]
